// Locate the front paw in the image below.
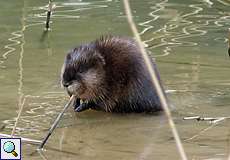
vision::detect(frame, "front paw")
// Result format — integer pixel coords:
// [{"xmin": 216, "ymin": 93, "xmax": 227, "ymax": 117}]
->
[{"xmin": 73, "ymin": 98, "xmax": 81, "ymax": 110}]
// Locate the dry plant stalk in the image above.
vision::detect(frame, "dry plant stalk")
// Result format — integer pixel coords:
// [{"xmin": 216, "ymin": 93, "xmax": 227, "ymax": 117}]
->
[
  {"xmin": 45, "ymin": 0, "xmax": 53, "ymax": 30},
  {"xmin": 38, "ymin": 95, "xmax": 75, "ymax": 149},
  {"xmin": 228, "ymin": 28, "xmax": 230, "ymax": 56},
  {"xmin": 122, "ymin": 0, "xmax": 188, "ymax": 160}
]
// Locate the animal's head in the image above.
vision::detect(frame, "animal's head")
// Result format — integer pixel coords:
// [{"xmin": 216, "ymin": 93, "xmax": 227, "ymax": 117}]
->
[{"xmin": 61, "ymin": 45, "xmax": 106, "ymax": 100}]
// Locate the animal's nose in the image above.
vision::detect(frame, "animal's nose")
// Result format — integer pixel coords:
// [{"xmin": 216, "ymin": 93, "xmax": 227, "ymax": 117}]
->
[
  {"xmin": 66, "ymin": 84, "xmax": 76, "ymax": 96},
  {"xmin": 63, "ymin": 82, "xmax": 71, "ymax": 88}
]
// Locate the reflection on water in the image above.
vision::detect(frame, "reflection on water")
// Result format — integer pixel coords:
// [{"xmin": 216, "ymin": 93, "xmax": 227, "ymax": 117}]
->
[
  {"xmin": 3, "ymin": 92, "xmax": 69, "ymax": 136},
  {"xmin": 138, "ymin": 0, "xmax": 230, "ymax": 57},
  {"xmin": 0, "ymin": 0, "xmax": 230, "ymax": 159},
  {"xmin": 0, "ymin": 0, "xmax": 112, "ymax": 68}
]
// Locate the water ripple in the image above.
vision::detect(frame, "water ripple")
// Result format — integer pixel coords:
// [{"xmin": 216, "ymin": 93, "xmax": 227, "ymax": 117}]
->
[
  {"xmin": 138, "ymin": 1, "xmax": 230, "ymax": 57},
  {"xmin": 3, "ymin": 92, "xmax": 68, "ymax": 136},
  {"xmin": 0, "ymin": 0, "xmax": 111, "ymax": 68},
  {"xmin": 1, "ymin": 0, "xmax": 113, "ymax": 136},
  {"xmin": 138, "ymin": 0, "xmax": 168, "ymax": 36}
]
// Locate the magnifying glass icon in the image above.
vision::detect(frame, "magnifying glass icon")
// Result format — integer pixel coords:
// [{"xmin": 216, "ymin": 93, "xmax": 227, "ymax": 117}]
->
[{"xmin": 3, "ymin": 141, "xmax": 18, "ymax": 157}]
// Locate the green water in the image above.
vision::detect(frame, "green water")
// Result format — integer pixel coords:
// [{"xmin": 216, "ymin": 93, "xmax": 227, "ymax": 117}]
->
[{"xmin": 0, "ymin": 0, "xmax": 230, "ymax": 159}]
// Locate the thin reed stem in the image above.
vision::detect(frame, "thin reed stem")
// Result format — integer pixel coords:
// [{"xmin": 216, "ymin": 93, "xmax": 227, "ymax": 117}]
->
[
  {"xmin": 11, "ymin": 0, "xmax": 26, "ymax": 137},
  {"xmin": 122, "ymin": 1, "xmax": 188, "ymax": 160}
]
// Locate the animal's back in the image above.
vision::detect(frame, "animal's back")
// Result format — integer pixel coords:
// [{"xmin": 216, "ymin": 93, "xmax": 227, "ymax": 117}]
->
[{"xmin": 94, "ymin": 36, "xmax": 163, "ymax": 112}]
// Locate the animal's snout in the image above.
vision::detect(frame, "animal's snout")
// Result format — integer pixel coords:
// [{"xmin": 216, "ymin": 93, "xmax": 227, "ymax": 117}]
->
[
  {"xmin": 66, "ymin": 85, "xmax": 75, "ymax": 94},
  {"xmin": 65, "ymin": 82, "xmax": 82, "ymax": 97},
  {"xmin": 63, "ymin": 82, "xmax": 72, "ymax": 88}
]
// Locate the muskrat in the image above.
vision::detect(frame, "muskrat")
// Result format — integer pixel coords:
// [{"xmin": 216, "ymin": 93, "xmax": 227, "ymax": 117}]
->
[{"xmin": 61, "ymin": 36, "xmax": 165, "ymax": 113}]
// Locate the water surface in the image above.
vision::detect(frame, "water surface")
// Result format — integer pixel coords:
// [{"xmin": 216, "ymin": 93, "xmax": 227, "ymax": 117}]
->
[{"xmin": 0, "ymin": 0, "xmax": 230, "ymax": 159}]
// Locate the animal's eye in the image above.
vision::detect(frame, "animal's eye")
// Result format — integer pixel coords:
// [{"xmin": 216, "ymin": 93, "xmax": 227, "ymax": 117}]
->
[{"xmin": 78, "ymin": 61, "xmax": 95, "ymax": 73}]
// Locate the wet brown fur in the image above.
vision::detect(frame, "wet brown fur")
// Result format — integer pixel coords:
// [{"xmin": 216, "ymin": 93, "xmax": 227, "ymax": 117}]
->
[{"xmin": 61, "ymin": 36, "xmax": 164, "ymax": 113}]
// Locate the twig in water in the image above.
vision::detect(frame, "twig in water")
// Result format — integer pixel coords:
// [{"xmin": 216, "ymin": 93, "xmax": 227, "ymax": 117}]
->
[
  {"xmin": 11, "ymin": 0, "xmax": 27, "ymax": 137},
  {"xmin": 227, "ymin": 127, "xmax": 230, "ymax": 160},
  {"xmin": 122, "ymin": 1, "xmax": 188, "ymax": 160},
  {"xmin": 183, "ymin": 116, "xmax": 230, "ymax": 124},
  {"xmin": 45, "ymin": 0, "xmax": 54, "ymax": 31},
  {"xmin": 228, "ymin": 28, "xmax": 230, "ymax": 56},
  {"xmin": 38, "ymin": 95, "xmax": 75, "ymax": 149},
  {"xmin": 0, "ymin": 133, "xmax": 41, "ymax": 145},
  {"xmin": 11, "ymin": 97, "xmax": 26, "ymax": 137},
  {"xmin": 183, "ymin": 116, "xmax": 229, "ymax": 142}
]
